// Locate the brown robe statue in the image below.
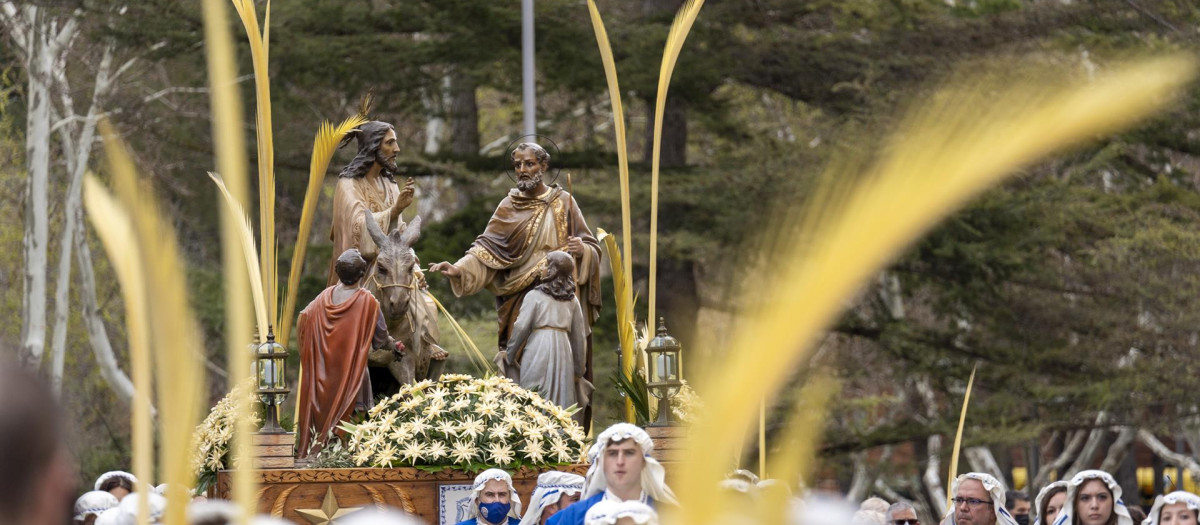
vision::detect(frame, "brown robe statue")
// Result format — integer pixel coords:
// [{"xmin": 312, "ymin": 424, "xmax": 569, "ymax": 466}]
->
[
  {"xmin": 444, "ymin": 186, "xmax": 602, "ymax": 406},
  {"xmin": 295, "ymin": 287, "xmax": 387, "ymax": 458}
]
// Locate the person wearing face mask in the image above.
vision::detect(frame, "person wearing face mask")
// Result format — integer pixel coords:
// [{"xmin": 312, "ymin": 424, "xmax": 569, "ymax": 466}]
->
[
  {"xmin": 939, "ymin": 472, "xmax": 1020, "ymax": 525},
  {"xmin": 1034, "ymin": 482, "xmax": 1069, "ymax": 525},
  {"xmin": 1050, "ymin": 470, "xmax": 1133, "ymax": 525},
  {"xmin": 1143, "ymin": 491, "xmax": 1200, "ymax": 525},
  {"xmin": 456, "ymin": 469, "xmax": 524, "ymax": 525},
  {"xmin": 1007, "ymin": 491, "xmax": 1032, "ymax": 525}
]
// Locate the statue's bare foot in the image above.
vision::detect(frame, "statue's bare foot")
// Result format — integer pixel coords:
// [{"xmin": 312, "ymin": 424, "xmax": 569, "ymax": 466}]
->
[{"xmin": 431, "ymin": 350, "xmax": 448, "ymax": 360}]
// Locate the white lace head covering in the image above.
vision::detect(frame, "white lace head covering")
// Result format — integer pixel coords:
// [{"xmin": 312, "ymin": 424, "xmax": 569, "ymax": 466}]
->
[
  {"xmin": 1051, "ymin": 470, "xmax": 1133, "ymax": 525},
  {"xmin": 583, "ymin": 423, "xmax": 677, "ymax": 505},
  {"xmin": 1142, "ymin": 491, "xmax": 1200, "ymax": 525},
  {"xmin": 95, "ymin": 508, "xmax": 121, "ymax": 525},
  {"xmin": 583, "ymin": 500, "xmax": 659, "ymax": 525},
  {"xmin": 518, "ymin": 471, "xmax": 585, "ymax": 525},
  {"xmin": 113, "ymin": 492, "xmax": 167, "ymax": 525},
  {"xmin": 1033, "ymin": 481, "xmax": 1069, "ymax": 525},
  {"xmin": 94, "ymin": 471, "xmax": 138, "ymax": 492},
  {"xmin": 74, "ymin": 490, "xmax": 120, "ymax": 521},
  {"xmin": 469, "ymin": 469, "xmax": 523, "ymax": 523},
  {"xmin": 945, "ymin": 473, "xmax": 1019, "ymax": 525}
]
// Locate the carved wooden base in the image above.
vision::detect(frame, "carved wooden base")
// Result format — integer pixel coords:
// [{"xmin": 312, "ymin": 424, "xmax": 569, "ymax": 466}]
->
[{"xmin": 215, "ymin": 465, "xmax": 587, "ymax": 525}]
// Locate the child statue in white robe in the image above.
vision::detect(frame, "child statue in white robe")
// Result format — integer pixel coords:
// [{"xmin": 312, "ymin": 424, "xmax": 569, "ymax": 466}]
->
[{"xmin": 504, "ymin": 251, "xmax": 589, "ymax": 418}]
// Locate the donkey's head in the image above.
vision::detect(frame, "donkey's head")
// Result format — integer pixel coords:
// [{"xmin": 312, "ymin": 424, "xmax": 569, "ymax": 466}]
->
[{"xmin": 363, "ymin": 210, "xmax": 423, "ymax": 320}]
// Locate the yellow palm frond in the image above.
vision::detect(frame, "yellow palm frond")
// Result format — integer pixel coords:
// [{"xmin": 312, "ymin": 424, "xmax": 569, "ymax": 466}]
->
[
  {"xmin": 208, "ymin": 172, "xmax": 271, "ymax": 340},
  {"xmin": 585, "ymin": 1, "xmax": 633, "ymax": 283},
  {"xmin": 202, "ymin": 0, "xmax": 258, "ymax": 519},
  {"xmin": 676, "ymin": 56, "xmax": 1195, "ymax": 525},
  {"xmin": 93, "ymin": 126, "xmax": 207, "ymax": 525},
  {"xmin": 229, "ymin": 0, "xmax": 277, "ymax": 323},
  {"xmin": 947, "ymin": 364, "xmax": 978, "ymax": 505},
  {"xmin": 647, "ymin": 0, "xmax": 705, "ymax": 327},
  {"xmin": 82, "ymin": 175, "xmax": 154, "ymax": 524},
  {"xmin": 278, "ymin": 114, "xmax": 368, "ymax": 344},
  {"xmin": 599, "ymin": 229, "xmax": 637, "ymax": 422}
]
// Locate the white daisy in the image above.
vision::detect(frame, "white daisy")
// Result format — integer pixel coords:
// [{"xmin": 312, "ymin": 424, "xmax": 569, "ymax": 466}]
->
[{"xmin": 450, "ymin": 440, "xmax": 477, "ymax": 464}]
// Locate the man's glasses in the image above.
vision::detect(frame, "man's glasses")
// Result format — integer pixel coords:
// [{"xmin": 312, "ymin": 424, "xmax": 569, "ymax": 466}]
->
[
  {"xmin": 952, "ymin": 497, "xmax": 994, "ymax": 508},
  {"xmin": 891, "ymin": 520, "xmax": 920, "ymax": 525}
]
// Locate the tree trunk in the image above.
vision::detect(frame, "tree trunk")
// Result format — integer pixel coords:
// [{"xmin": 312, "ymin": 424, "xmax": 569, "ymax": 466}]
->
[
  {"xmin": 48, "ymin": 46, "xmax": 113, "ymax": 394},
  {"xmin": 846, "ymin": 451, "xmax": 872, "ymax": 502},
  {"xmin": 1, "ymin": 3, "xmax": 77, "ymax": 369},
  {"xmin": 1098, "ymin": 426, "xmax": 1136, "ymax": 472},
  {"xmin": 19, "ymin": 5, "xmax": 52, "ymax": 368},
  {"xmin": 423, "ymin": 74, "xmax": 448, "ymax": 155},
  {"xmin": 449, "ymin": 69, "xmax": 479, "ymax": 156},
  {"xmin": 1065, "ymin": 412, "xmax": 1111, "ymax": 476},
  {"xmin": 1033, "ymin": 430, "xmax": 1087, "ymax": 488},
  {"xmin": 643, "ymin": 95, "xmax": 687, "ymax": 167},
  {"xmin": 965, "ymin": 447, "xmax": 1007, "ymax": 484}
]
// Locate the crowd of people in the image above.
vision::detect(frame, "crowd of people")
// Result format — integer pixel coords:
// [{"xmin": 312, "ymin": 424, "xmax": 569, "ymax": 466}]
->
[
  {"xmin": 849, "ymin": 470, "xmax": 1198, "ymax": 525},
  {"xmin": 66, "ymin": 422, "xmax": 667, "ymax": 525}
]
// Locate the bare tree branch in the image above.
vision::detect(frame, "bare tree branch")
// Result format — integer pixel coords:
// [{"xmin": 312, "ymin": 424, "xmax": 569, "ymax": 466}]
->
[
  {"xmin": 49, "ymin": 45, "xmax": 114, "ymax": 394},
  {"xmin": 1099, "ymin": 426, "xmax": 1137, "ymax": 473},
  {"xmin": 1065, "ymin": 412, "xmax": 1111, "ymax": 477},
  {"xmin": 1139, "ymin": 430, "xmax": 1200, "ymax": 485},
  {"xmin": 1033, "ymin": 430, "xmax": 1087, "ymax": 488}
]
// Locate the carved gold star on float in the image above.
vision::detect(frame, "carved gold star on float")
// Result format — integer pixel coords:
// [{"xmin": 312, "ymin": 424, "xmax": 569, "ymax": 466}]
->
[{"xmin": 295, "ymin": 486, "xmax": 363, "ymax": 524}]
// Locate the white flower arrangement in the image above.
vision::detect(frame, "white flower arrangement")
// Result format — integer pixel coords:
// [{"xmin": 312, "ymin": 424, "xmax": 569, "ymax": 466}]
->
[
  {"xmin": 191, "ymin": 379, "xmax": 261, "ymax": 491},
  {"xmin": 339, "ymin": 374, "xmax": 587, "ymax": 472}
]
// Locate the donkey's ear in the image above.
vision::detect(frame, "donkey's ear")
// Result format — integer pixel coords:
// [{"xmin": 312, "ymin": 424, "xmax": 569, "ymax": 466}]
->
[
  {"xmin": 398, "ymin": 215, "xmax": 422, "ymax": 247},
  {"xmin": 363, "ymin": 209, "xmax": 389, "ymax": 250}
]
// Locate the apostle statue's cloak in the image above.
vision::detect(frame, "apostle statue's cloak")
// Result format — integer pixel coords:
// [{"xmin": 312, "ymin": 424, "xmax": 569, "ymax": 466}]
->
[
  {"xmin": 327, "ymin": 174, "xmax": 401, "ymax": 286},
  {"xmin": 295, "ymin": 287, "xmax": 380, "ymax": 458},
  {"xmin": 445, "ymin": 185, "xmax": 601, "ymax": 424}
]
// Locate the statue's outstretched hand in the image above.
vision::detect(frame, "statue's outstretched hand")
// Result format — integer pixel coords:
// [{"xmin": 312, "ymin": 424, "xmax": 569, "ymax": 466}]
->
[
  {"xmin": 392, "ymin": 178, "xmax": 416, "ymax": 217},
  {"xmin": 429, "ymin": 261, "xmax": 460, "ymax": 277}
]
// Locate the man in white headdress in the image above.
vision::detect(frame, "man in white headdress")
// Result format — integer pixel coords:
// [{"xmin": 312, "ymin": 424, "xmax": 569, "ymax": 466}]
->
[
  {"xmin": 520, "ymin": 472, "xmax": 586, "ymax": 525},
  {"xmin": 583, "ymin": 500, "xmax": 658, "ymax": 525},
  {"xmin": 456, "ymin": 469, "xmax": 524, "ymax": 525},
  {"xmin": 547, "ymin": 423, "xmax": 676, "ymax": 525},
  {"xmin": 940, "ymin": 473, "xmax": 1019, "ymax": 525},
  {"xmin": 74, "ymin": 490, "xmax": 119, "ymax": 524}
]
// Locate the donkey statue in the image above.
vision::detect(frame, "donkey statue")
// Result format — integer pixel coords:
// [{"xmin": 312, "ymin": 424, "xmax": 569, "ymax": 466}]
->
[{"xmin": 361, "ymin": 210, "xmax": 447, "ymax": 397}]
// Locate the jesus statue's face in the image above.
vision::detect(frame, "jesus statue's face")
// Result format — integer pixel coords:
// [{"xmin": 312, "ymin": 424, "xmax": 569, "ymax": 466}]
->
[
  {"xmin": 374, "ymin": 128, "xmax": 400, "ymax": 173},
  {"xmin": 513, "ymin": 148, "xmax": 546, "ymax": 192}
]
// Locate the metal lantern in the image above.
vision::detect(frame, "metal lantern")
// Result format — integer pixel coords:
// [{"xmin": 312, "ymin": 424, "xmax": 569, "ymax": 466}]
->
[
  {"xmin": 255, "ymin": 328, "xmax": 289, "ymax": 433},
  {"xmin": 645, "ymin": 317, "xmax": 683, "ymax": 426}
]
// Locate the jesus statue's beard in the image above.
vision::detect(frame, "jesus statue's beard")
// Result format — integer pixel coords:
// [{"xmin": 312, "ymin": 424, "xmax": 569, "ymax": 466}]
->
[
  {"xmin": 376, "ymin": 152, "xmax": 399, "ymax": 174},
  {"xmin": 516, "ymin": 174, "xmax": 542, "ymax": 192}
]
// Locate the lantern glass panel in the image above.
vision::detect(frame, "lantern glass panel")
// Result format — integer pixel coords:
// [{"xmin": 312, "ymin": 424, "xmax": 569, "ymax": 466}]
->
[
  {"xmin": 256, "ymin": 359, "xmax": 269, "ymax": 390},
  {"xmin": 271, "ymin": 355, "xmax": 286, "ymax": 389}
]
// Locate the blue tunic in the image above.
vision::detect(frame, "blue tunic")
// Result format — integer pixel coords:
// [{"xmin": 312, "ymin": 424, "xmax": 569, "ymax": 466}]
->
[
  {"xmin": 546, "ymin": 494, "xmax": 658, "ymax": 525},
  {"xmin": 456, "ymin": 517, "xmax": 521, "ymax": 525}
]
